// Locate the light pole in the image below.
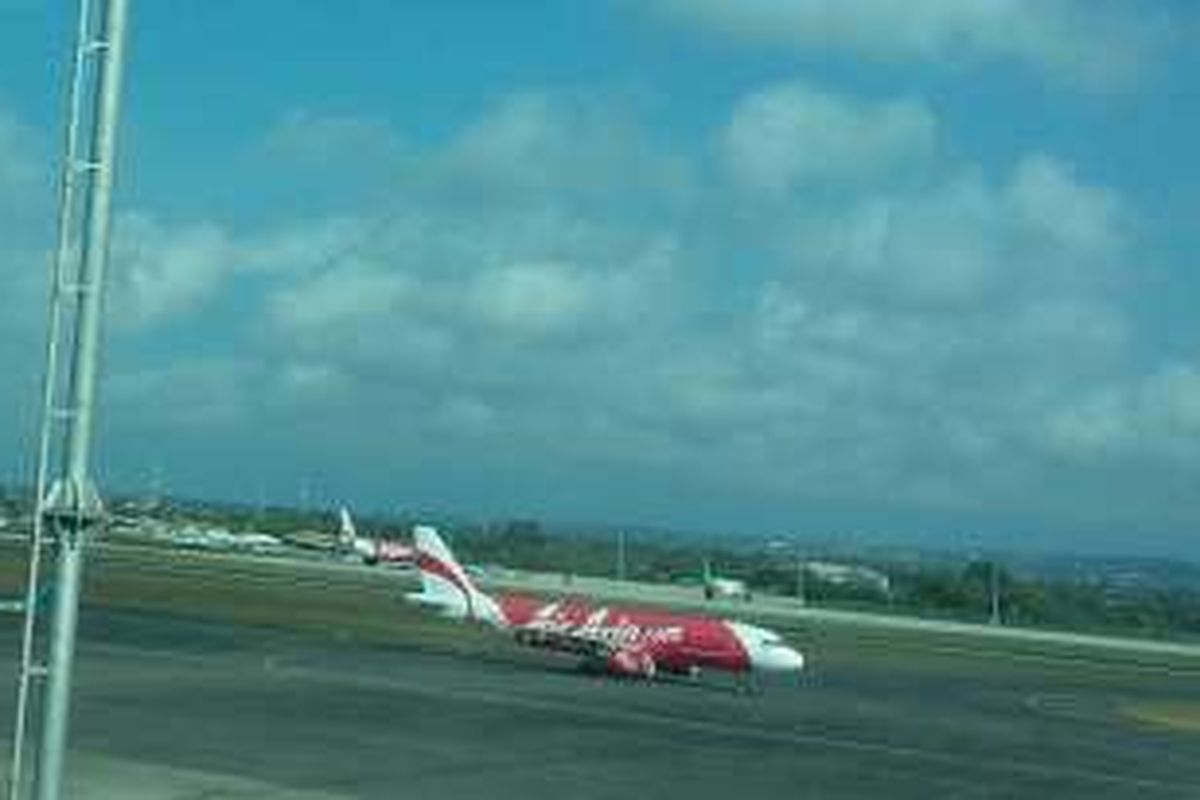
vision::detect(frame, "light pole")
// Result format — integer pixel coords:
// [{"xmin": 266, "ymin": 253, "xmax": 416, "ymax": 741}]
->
[
  {"xmin": 37, "ymin": 0, "xmax": 130, "ymax": 792},
  {"xmin": 6, "ymin": 2, "xmax": 131, "ymax": 799},
  {"xmin": 615, "ymin": 530, "xmax": 626, "ymax": 582},
  {"xmin": 989, "ymin": 559, "xmax": 1002, "ymax": 626},
  {"xmin": 794, "ymin": 541, "xmax": 806, "ymax": 606}
]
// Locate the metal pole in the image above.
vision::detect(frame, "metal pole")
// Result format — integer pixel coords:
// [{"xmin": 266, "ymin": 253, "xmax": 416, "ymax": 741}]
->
[
  {"xmin": 36, "ymin": 2, "xmax": 130, "ymax": 798},
  {"xmin": 989, "ymin": 561, "xmax": 1001, "ymax": 626},
  {"xmin": 6, "ymin": 1, "xmax": 96, "ymax": 795},
  {"xmin": 615, "ymin": 530, "xmax": 626, "ymax": 581},
  {"xmin": 794, "ymin": 546, "xmax": 805, "ymax": 606}
]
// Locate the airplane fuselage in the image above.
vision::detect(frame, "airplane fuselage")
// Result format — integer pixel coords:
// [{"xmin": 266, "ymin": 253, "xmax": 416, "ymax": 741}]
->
[
  {"xmin": 409, "ymin": 525, "xmax": 805, "ymax": 680},
  {"xmin": 498, "ymin": 595, "xmax": 767, "ymax": 676}
]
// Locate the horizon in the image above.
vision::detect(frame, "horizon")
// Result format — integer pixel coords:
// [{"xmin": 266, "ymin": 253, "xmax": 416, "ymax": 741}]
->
[{"xmin": 4, "ymin": 478, "xmax": 1197, "ymax": 569}]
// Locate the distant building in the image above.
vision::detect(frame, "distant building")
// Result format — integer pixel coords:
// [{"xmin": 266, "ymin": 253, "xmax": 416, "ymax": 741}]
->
[{"xmin": 804, "ymin": 561, "xmax": 891, "ymax": 595}]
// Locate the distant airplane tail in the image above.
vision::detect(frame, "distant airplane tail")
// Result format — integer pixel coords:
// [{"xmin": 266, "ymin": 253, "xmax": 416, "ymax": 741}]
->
[
  {"xmin": 337, "ymin": 506, "xmax": 356, "ymax": 548},
  {"xmin": 408, "ymin": 526, "xmax": 506, "ymax": 627},
  {"xmin": 338, "ymin": 506, "xmax": 377, "ymax": 561}
]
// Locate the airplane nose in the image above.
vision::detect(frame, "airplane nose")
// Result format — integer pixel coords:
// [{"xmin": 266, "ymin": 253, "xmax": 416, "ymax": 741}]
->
[
  {"xmin": 726, "ymin": 622, "xmax": 805, "ymax": 676},
  {"xmin": 752, "ymin": 645, "xmax": 805, "ymax": 673}
]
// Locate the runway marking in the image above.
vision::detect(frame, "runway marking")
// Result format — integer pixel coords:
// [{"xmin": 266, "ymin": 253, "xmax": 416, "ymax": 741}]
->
[
  {"xmin": 1022, "ymin": 693, "xmax": 1116, "ymax": 725},
  {"xmin": 85, "ymin": 640, "xmax": 1199, "ymax": 797},
  {"xmin": 835, "ymin": 637, "xmax": 1200, "ymax": 679},
  {"xmin": 1123, "ymin": 701, "xmax": 1200, "ymax": 735}
]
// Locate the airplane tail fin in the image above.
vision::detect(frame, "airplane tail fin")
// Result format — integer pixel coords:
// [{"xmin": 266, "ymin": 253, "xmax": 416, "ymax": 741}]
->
[
  {"xmin": 337, "ymin": 506, "xmax": 356, "ymax": 548},
  {"xmin": 338, "ymin": 506, "xmax": 379, "ymax": 562},
  {"xmin": 408, "ymin": 526, "xmax": 506, "ymax": 627}
]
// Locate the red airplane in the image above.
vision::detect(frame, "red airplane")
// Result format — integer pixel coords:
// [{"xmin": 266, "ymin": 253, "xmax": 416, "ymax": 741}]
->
[
  {"xmin": 338, "ymin": 507, "xmax": 416, "ymax": 568},
  {"xmin": 407, "ymin": 526, "xmax": 805, "ymax": 682}
]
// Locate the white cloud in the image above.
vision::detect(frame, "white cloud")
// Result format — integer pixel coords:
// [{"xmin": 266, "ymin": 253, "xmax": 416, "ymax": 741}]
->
[
  {"xmin": 109, "ymin": 213, "xmax": 235, "ymax": 330},
  {"xmin": 0, "ymin": 106, "xmax": 40, "ymax": 199},
  {"xmin": 448, "ymin": 93, "xmax": 562, "ymax": 186},
  {"xmin": 712, "ymin": 138, "xmax": 1155, "ymax": 509},
  {"xmin": 274, "ymin": 360, "xmax": 349, "ymax": 405},
  {"xmin": 1041, "ymin": 388, "xmax": 1132, "ymax": 460},
  {"xmin": 433, "ymin": 395, "xmax": 498, "ymax": 437},
  {"xmin": 1136, "ymin": 364, "xmax": 1200, "ymax": 455},
  {"xmin": 248, "ymin": 131, "xmax": 686, "ymax": 371},
  {"xmin": 109, "ymin": 213, "xmax": 393, "ymax": 333},
  {"xmin": 106, "ymin": 358, "xmax": 256, "ymax": 431},
  {"xmin": 1036, "ymin": 362, "xmax": 1200, "ymax": 467},
  {"xmin": 442, "ymin": 91, "xmax": 691, "ymax": 204},
  {"xmin": 0, "ymin": 242, "xmax": 45, "ymax": 336},
  {"xmin": 240, "ymin": 216, "xmax": 381, "ymax": 279},
  {"xmin": 724, "ymin": 81, "xmax": 937, "ymax": 193},
  {"xmin": 61, "ymin": 82, "xmax": 1200, "ymax": 539},
  {"xmin": 800, "ymin": 176, "xmax": 1000, "ymax": 307},
  {"xmin": 0, "ymin": 104, "xmax": 52, "ymax": 448},
  {"xmin": 468, "ymin": 262, "xmax": 593, "ymax": 337},
  {"xmin": 264, "ymin": 109, "xmax": 407, "ymax": 168},
  {"xmin": 268, "ymin": 259, "xmax": 414, "ymax": 334},
  {"xmin": 1006, "ymin": 154, "xmax": 1125, "ymax": 257},
  {"xmin": 635, "ymin": 0, "xmax": 1168, "ymax": 89},
  {"xmin": 773, "ymin": 152, "xmax": 1127, "ymax": 310},
  {"xmin": 0, "ymin": 105, "xmax": 50, "ymax": 244}
]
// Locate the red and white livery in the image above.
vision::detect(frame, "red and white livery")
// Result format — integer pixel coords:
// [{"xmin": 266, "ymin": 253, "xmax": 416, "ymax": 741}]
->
[
  {"xmin": 338, "ymin": 507, "xmax": 416, "ymax": 568},
  {"xmin": 407, "ymin": 526, "xmax": 805, "ymax": 681}
]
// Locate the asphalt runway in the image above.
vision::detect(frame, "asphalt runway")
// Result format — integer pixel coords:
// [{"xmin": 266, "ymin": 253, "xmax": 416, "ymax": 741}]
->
[{"xmin": 2, "ymin": 608, "xmax": 1198, "ymax": 799}]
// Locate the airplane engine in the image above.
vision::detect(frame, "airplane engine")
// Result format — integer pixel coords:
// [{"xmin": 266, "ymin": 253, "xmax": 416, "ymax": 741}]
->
[{"xmin": 606, "ymin": 648, "xmax": 656, "ymax": 679}]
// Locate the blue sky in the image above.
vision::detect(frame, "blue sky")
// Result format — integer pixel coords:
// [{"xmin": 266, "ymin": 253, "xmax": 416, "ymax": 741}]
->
[{"xmin": 2, "ymin": 1, "xmax": 1199, "ymax": 557}]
